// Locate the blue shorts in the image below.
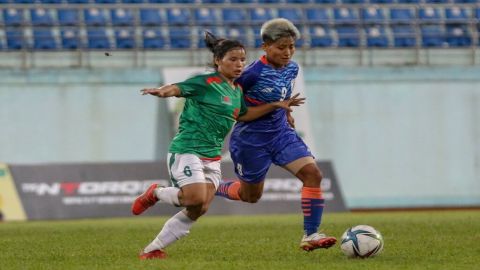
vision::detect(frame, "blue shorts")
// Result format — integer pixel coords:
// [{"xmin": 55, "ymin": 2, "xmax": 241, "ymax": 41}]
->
[{"xmin": 229, "ymin": 127, "xmax": 313, "ymax": 184}]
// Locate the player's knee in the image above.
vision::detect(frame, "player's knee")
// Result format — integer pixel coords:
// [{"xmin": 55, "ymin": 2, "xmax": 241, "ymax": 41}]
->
[
  {"xmin": 182, "ymin": 193, "xmax": 208, "ymax": 208},
  {"xmin": 298, "ymin": 164, "xmax": 323, "ymax": 186},
  {"xmin": 240, "ymin": 192, "xmax": 262, "ymax": 203}
]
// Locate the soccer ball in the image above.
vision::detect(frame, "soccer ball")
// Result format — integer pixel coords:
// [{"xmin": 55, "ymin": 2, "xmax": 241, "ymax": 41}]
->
[{"xmin": 340, "ymin": 225, "xmax": 384, "ymax": 258}]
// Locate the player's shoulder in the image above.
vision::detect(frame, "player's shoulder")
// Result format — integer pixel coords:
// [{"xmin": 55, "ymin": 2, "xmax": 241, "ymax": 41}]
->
[
  {"xmin": 287, "ymin": 60, "xmax": 299, "ymax": 71},
  {"xmin": 190, "ymin": 72, "xmax": 223, "ymax": 84}
]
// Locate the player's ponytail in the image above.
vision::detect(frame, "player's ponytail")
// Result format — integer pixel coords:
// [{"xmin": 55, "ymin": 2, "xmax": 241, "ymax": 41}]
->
[{"xmin": 203, "ymin": 31, "xmax": 245, "ymax": 70}]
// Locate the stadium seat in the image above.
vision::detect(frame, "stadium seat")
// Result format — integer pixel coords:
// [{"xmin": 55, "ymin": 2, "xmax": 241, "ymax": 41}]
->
[
  {"xmin": 249, "ymin": 8, "xmax": 275, "ymax": 25},
  {"xmin": 336, "ymin": 26, "xmax": 360, "ymax": 47},
  {"xmin": 169, "ymin": 27, "xmax": 191, "ymax": 48},
  {"xmin": 419, "ymin": 7, "xmax": 442, "ymax": 23},
  {"xmin": 392, "ymin": 25, "xmax": 416, "ymax": 47},
  {"xmin": 58, "ymin": 9, "xmax": 79, "ymax": 26},
  {"xmin": 95, "ymin": 0, "xmax": 117, "ymax": 3},
  {"xmin": 13, "ymin": 0, "xmax": 34, "ymax": 3},
  {"xmin": 87, "ymin": 28, "xmax": 111, "ymax": 49},
  {"xmin": 313, "ymin": 0, "xmax": 336, "ymax": 3},
  {"xmin": 66, "ymin": 0, "xmax": 90, "ymax": 3},
  {"xmin": 0, "ymin": 0, "xmax": 9, "ymax": 3},
  {"xmin": 40, "ymin": 0, "xmax": 63, "ymax": 3},
  {"xmin": 6, "ymin": 29, "xmax": 26, "ymax": 50},
  {"xmin": 365, "ymin": 26, "xmax": 388, "ymax": 47},
  {"xmin": 369, "ymin": 0, "xmax": 393, "ymax": 3},
  {"xmin": 445, "ymin": 7, "xmax": 469, "ymax": 25},
  {"xmin": 195, "ymin": 8, "xmax": 218, "ymax": 26},
  {"xmin": 148, "ymin": 0, "xmax": 171, "ymax": 3},
  {"xmin": 202, "ymin": 0, "xmax": 225, "ymax": 3},
  {"xmin": 224, "ymin": 26, "xmax": 249, "ymax": 46},
  {"xmin": 309, "ymin": 25, "xmax": 333, "ymax": 47},
  {"xmin": 424, "ymin": 0, "xmax": 448, "ymax": 3},
  {"xmin": 60, "ymin": 28, "xmax": 81, "ymax": 49},
  {"xmin": 230, "ymin": 0, "xmax": 255, "ymax": 3},
  {"xmin": 342, "ymin": 0, "xmax": 366, "ymax": 3},
  {"xmin": 333, "ymin": 8, "xmax": 359, "ymax": 25},
  {"xmin": 140, "ymin": 9, "xmax": 164, "ymax": 26},
  {"xmin": 142, "ymin": 29, "xmax": 165, "ymax": 49},
  {"xmin": 166, "ymin": 8, "xmax": 191, "ymax": 26},
  {"xmin": 277, "ymin": 8, "xmax": 303, "ymax": 24},
  {"xmin": 33, "ymin": 29, "xmax": 57, "ymax": 50},
  {"xmin": 361, "ymin": 7, "xmax": 386, "ymax": 24},
  {"xmin": 121, "ymin": 0, "xmax": 145, "ymax": 3},
  {"xmin": 286, "ymin": 0, "xmax": 310, "ymax": 3},
  {"xmin": 84, "ymin": 8, "xmax": 108, "ymax": 26},
  {"xmin": 115, "ymin": 29, "xmax": 135, "ymax": 49},
  {"xmin": 421, "ymin": 25, "xmax": 445, "ymax": 47},
  {"xmin": 111, "ymin": 8, "xmax": 135, "ymax": 26},
  {"xmin": 222, "ymin": 9, "xmax": 247, "ymax": 26},
  {"xmin": 446, "ymin": 26, "xmax": 471, "ymax": 47},
  {"xmin": 390, "ymin": 8, "xmax": 415, "ymax": 24},
  {"xmin": 251, "ymin": 27, "xmax": 262, "ymax": 48},
  {"xmin": 258, "ymin": 0, "xmax": 280, "ymax": 3},
  {"xmin": 3, "ymin": 9, "xmax": 24, "ymax": 27},
  {"xmin": 396, "ymin": 0, "xmax": 419, "ymax": 3},
  {"xmin": 453, "ymin": 0, "xmax": 476, "ymax": 3},
  {"xmin": 30, "ymin": 8, "xmax": 55, "ymax": 26},
  {"xmin": 305, "ymin": 8, "xmax": 330, "ymax": 25}
]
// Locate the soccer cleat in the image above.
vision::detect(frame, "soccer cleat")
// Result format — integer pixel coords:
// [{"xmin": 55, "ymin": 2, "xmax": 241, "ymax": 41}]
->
[
  {"xmin": 300, "ymin": 233, "xmax": 337, "ymax": 251},
  {"xmin": 131, "ymin": 183, "xmax": 159, "ymax": 215},
  {"xmin": 139, "ymin": 249, "xmax": 167, "ymax": 260}
]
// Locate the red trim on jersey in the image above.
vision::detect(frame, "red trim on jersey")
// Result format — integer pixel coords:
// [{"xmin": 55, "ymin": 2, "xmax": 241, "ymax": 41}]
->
[
  {"xmin": 206, "ymin": 76, "xmax": 222, "ymax": 84},
  {"xmin": 260, "ymin": 55, "xmax": 268, "ymax": 64},
  {"xmin": 200, "ymin": 156, "xmax": 222, "ymax": 161},
  {"xmin": 245, "ymin": 96, "xmax": 265, "ymax": 105}
]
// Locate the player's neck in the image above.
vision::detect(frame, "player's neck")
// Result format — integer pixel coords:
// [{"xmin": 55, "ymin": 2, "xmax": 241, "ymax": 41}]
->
[{"xmin": 218, "ymin": 73, "xmax": 235, "ymax": 88}]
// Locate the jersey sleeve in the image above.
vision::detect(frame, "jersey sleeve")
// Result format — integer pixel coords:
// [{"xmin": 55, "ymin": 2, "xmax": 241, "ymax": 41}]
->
[{"xmin": 175, "ymin": 75, "xmax": 206, "ymax": 98}]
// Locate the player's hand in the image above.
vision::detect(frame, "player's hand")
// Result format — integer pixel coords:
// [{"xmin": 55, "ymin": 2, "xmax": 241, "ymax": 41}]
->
[
  {"xmin": 140, "ymin": 88, "xmax": 161, "ymax": 96},
  {"xmin": 275, "ymin": 93, "xmax": 305, "ymax": 112}
]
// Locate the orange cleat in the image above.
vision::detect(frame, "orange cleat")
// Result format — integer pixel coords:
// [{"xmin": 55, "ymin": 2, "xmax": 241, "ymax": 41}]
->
[
  {"xmin": 300, "ymin": 233, "xmax": 337, "ymax": 251},
  {"xmin": 131, "ymin": 184, "xmax": 159, "ymax": 215},
  {"xmin": 139, "ymin": 249, "xmax": 167, "ymax": 260}
]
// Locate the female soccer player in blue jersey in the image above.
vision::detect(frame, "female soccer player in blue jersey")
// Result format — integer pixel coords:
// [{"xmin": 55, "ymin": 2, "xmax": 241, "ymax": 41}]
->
[
  {"xmin": 216, "ymin": 18, "xmax": 337, "ymax": 251},
  {"xmin": 131, "ymin": 32, "xmax": 305, "ymax": 260}
]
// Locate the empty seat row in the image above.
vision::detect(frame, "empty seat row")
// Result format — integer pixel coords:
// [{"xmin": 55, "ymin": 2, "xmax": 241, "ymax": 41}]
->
[
  {"xmin": 2, "ymin": 7, "xmax": 480, "ymax": 27},
  {"xmin": 0, "ymin": 25, "xmax": 478, "ymax": 50}
]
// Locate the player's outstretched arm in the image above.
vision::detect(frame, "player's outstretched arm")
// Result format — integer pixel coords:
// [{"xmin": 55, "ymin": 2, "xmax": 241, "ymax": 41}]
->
[
  {"xmin": 237, "ymin": 93, "xmax": 305, "ymax": 122},
  {"xmin": 140, "ymin": 84, "xmax": 181, "ymax": 98}
]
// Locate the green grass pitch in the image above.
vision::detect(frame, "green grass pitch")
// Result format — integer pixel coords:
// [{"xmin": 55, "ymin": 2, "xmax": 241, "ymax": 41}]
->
[{"xmin": 1, "ymin": 210, "xmax": 479, "ymax": 270}]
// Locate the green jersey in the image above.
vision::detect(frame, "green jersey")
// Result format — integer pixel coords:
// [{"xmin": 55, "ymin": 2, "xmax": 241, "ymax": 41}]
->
[{"xmin": 169, "ymin": 72, "xmax": 248, "ymax": 158}]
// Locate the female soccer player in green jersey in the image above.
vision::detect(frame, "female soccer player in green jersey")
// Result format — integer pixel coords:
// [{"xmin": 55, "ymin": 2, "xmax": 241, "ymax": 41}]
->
[{"xmin": 131, "ymin": 32, "xmax": 305, "ymax": 260}]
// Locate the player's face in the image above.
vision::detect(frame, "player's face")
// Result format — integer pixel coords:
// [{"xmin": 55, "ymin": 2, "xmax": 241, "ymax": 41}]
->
[
  {"xmin": 263, "ymin": 36, "xmax": 296, "ymax": 69},
  {"xmin": 216, "ymin": 48, "xmax": 247, "ymax": 81}
]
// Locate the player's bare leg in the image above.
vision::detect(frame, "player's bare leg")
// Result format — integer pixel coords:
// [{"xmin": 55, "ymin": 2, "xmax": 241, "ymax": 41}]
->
[
  {"xmin": 216, "ymin": 179, "xmax": 264, "ymax": 203},
  {"xmin": 290, "ymin": 159, "xmax": 337, "ymax": 251}
]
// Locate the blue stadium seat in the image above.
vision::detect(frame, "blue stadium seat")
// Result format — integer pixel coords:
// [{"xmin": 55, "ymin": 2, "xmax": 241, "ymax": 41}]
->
[
  {"xmin": 121, "ymin": 0, "xmax": 145, "ymax": 3},
  {"xmin": 58, "ymin": 9, "xmax": 79, "ymax": 26},
  {"xmin": 453, "ymin": 0, "xmax": 476, "ymax": 3},
  {"xmin": 336, "ymin": 26, "xmax": 360, "ymax": 47},
  {"xmin": 111, "ymin": 8, "xmax": 135, "ymax": 26},
  {"xmin": 365, "ymin": 26, "xmax": 388, "ymax": 47},
  {"xmin": 115, "ymin": 29, "xmax": 135, "ymax": 49},
  {"xmin": 305, "ymin": 8, "xmax": 330, "ymax": 25},
  {"xmin": 396, "ymin": 0, "xmax": 419, "ymax": 3},
  {"xmin": 277, "ymin": 8, "xmax": 303, "ymax": 24},
  {"xmin": 446, "ymin": 26, "xmax": 471, "ymax": 47},
  {"xmin": 224, "ymin": 26, "xmax": 249, "ymax": 46},
  {"xmin": 195, "ymin": 8, "xmax": 218, "ymax": 26},
  {"xmin": 95, "ymin": 0, "xmax": 117, "ymax": 3},
  {"xmin": 0, "ymin": 0, "xmax": 9, "ymax": 3},
  {"xmin": 6, "ymin": 29, "xmax": 26, "ymax": 50},
  {"xmin": 142, "ymin": 29, "xmax": 165, "ymax": 49},
  {"xmin": 33, "ymin": 29, "xmax": 57, "ymax": 50},
  {"xmin": 286, "ymin": 0, "xmax": 310, "ymax": 3},
  {"xmin": 362, "ymin": 7, "xmax": 386, "ymax": 24},
  {"xmin": 342, "ymin": 0, "xmax": 366, "ymax": 3},
  {"xmin": 390, "ymin": 8, "xmax": 415, "ymax": 24},
  {"xmin": 222, "ymin": 9, "xmax": 247, "ymax": 26},
  {"xmin": 421, "ymin": 25, "xmax": 445, "ymax": 47},
  {"xmin": 13, "ymin": 0, "xmax": 34, "ymax": 3},
  {"xmin": 309, "ymin": 25, "xmax": 333, "ymax": 47},
  {"xmin": 202, "ymin": 0, "xmax": 225, "ymax": 3},
  {"xmin": 169, "ymin": 27, "xmax": 191, "ymax": 48},
  {"xmin": 140, "ymin": 9, "xmax": 164, "ymax": 26},
  {"xmin": 176, "ymin": 0, "xmax": 196, "ymax": 3},
  {"xmin": 445, "ymin": 7, "xmax": 469, "ymax": 25},
  {"xmin": 148, "ymin": 0, "xmax": 170, "ymax": 3},
  {"xmin": 252, "ymin": 27, "xmax": 262, "ymax": 47},
  {"xmin": 40, "ymin": 0, "xmax": 63, "ymax": 3},
  {"xmin": 392, "ymin": 25, "xmax": 416, "ymax": 47},
  {"xmin": 419, "ymin": 7, "xmax": 442, "ymax": 23},
  {"xmin": 369, "ymin": 0, "xmax": 393, "ymax": 3},
  {"xmin": 84, "ymin": 8, "xmax": 108, "ymax": 26},
  {"xmin": 30, "ymin": 8, "xmax": 55, "ymax": 26},
  {"xmin": 424, "ymin": 0, "xmax": 448, "ymax": 3},
  {"xmin": 87, "ymin": 28, "xmax": 111, "ymax": 49},
  {"xmin": 60, "ymin": 28, "xmax": 81, "ymax": 49},
  {"xmin": 258, "ymin": 0, "xmax": 280, "ymax": 3},
  {"xmin": 3, "ymin": 9, "xmax": 24, "ymax": 27},
  {"xmin": 313, "ymin": 0, "xmax": 336, "ymax": 3},
  {"xmin": 230, "ymin": 0, "xmax": 255, "ymax": 3},
  {"xmin": 166, "ymin": 8, "xmax": 191, "ymax": 26},
  {"xmin": 249, "ymin": 8, "xmax": 275, "ymax": 25},
  {"xmin": 66, "ymin": 0, "xmax": 90, "ymax": 3},
  {"xmin": 333, "ymin": 8, "xmax": 359, "ymax": 25}
]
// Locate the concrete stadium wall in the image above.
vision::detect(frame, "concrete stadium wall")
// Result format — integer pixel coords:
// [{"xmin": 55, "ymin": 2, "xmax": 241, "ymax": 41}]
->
[{"xmin": 1, "ymin": 66, "xmax": 479, "ymax": 209}]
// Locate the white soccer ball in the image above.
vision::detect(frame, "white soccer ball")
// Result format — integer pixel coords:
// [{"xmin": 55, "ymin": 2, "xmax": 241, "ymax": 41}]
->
[{"xmin": 340, "ymin": 225, "xmax": 384, "ymax": 258}]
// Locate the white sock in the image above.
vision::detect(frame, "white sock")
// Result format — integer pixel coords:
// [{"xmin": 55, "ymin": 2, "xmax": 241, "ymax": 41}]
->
[
  {"xmin": 155, "ymin": 187, "xmax": 181, "ymax": 206},
  {"xmin": 144, "ymin": 211, "xmax": 194, "ymax": 253}
]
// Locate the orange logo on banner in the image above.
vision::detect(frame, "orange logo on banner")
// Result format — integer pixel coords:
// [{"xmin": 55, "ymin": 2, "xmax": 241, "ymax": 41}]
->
[{"xmin": 0, "ymin": 163, "xmax": 27, "ymax": 221}]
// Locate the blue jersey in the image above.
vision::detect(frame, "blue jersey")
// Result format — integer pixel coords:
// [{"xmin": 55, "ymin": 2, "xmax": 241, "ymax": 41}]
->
[{"xmin": 234, "ymin": 55, "xmax": 299, "ymax": 136}]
